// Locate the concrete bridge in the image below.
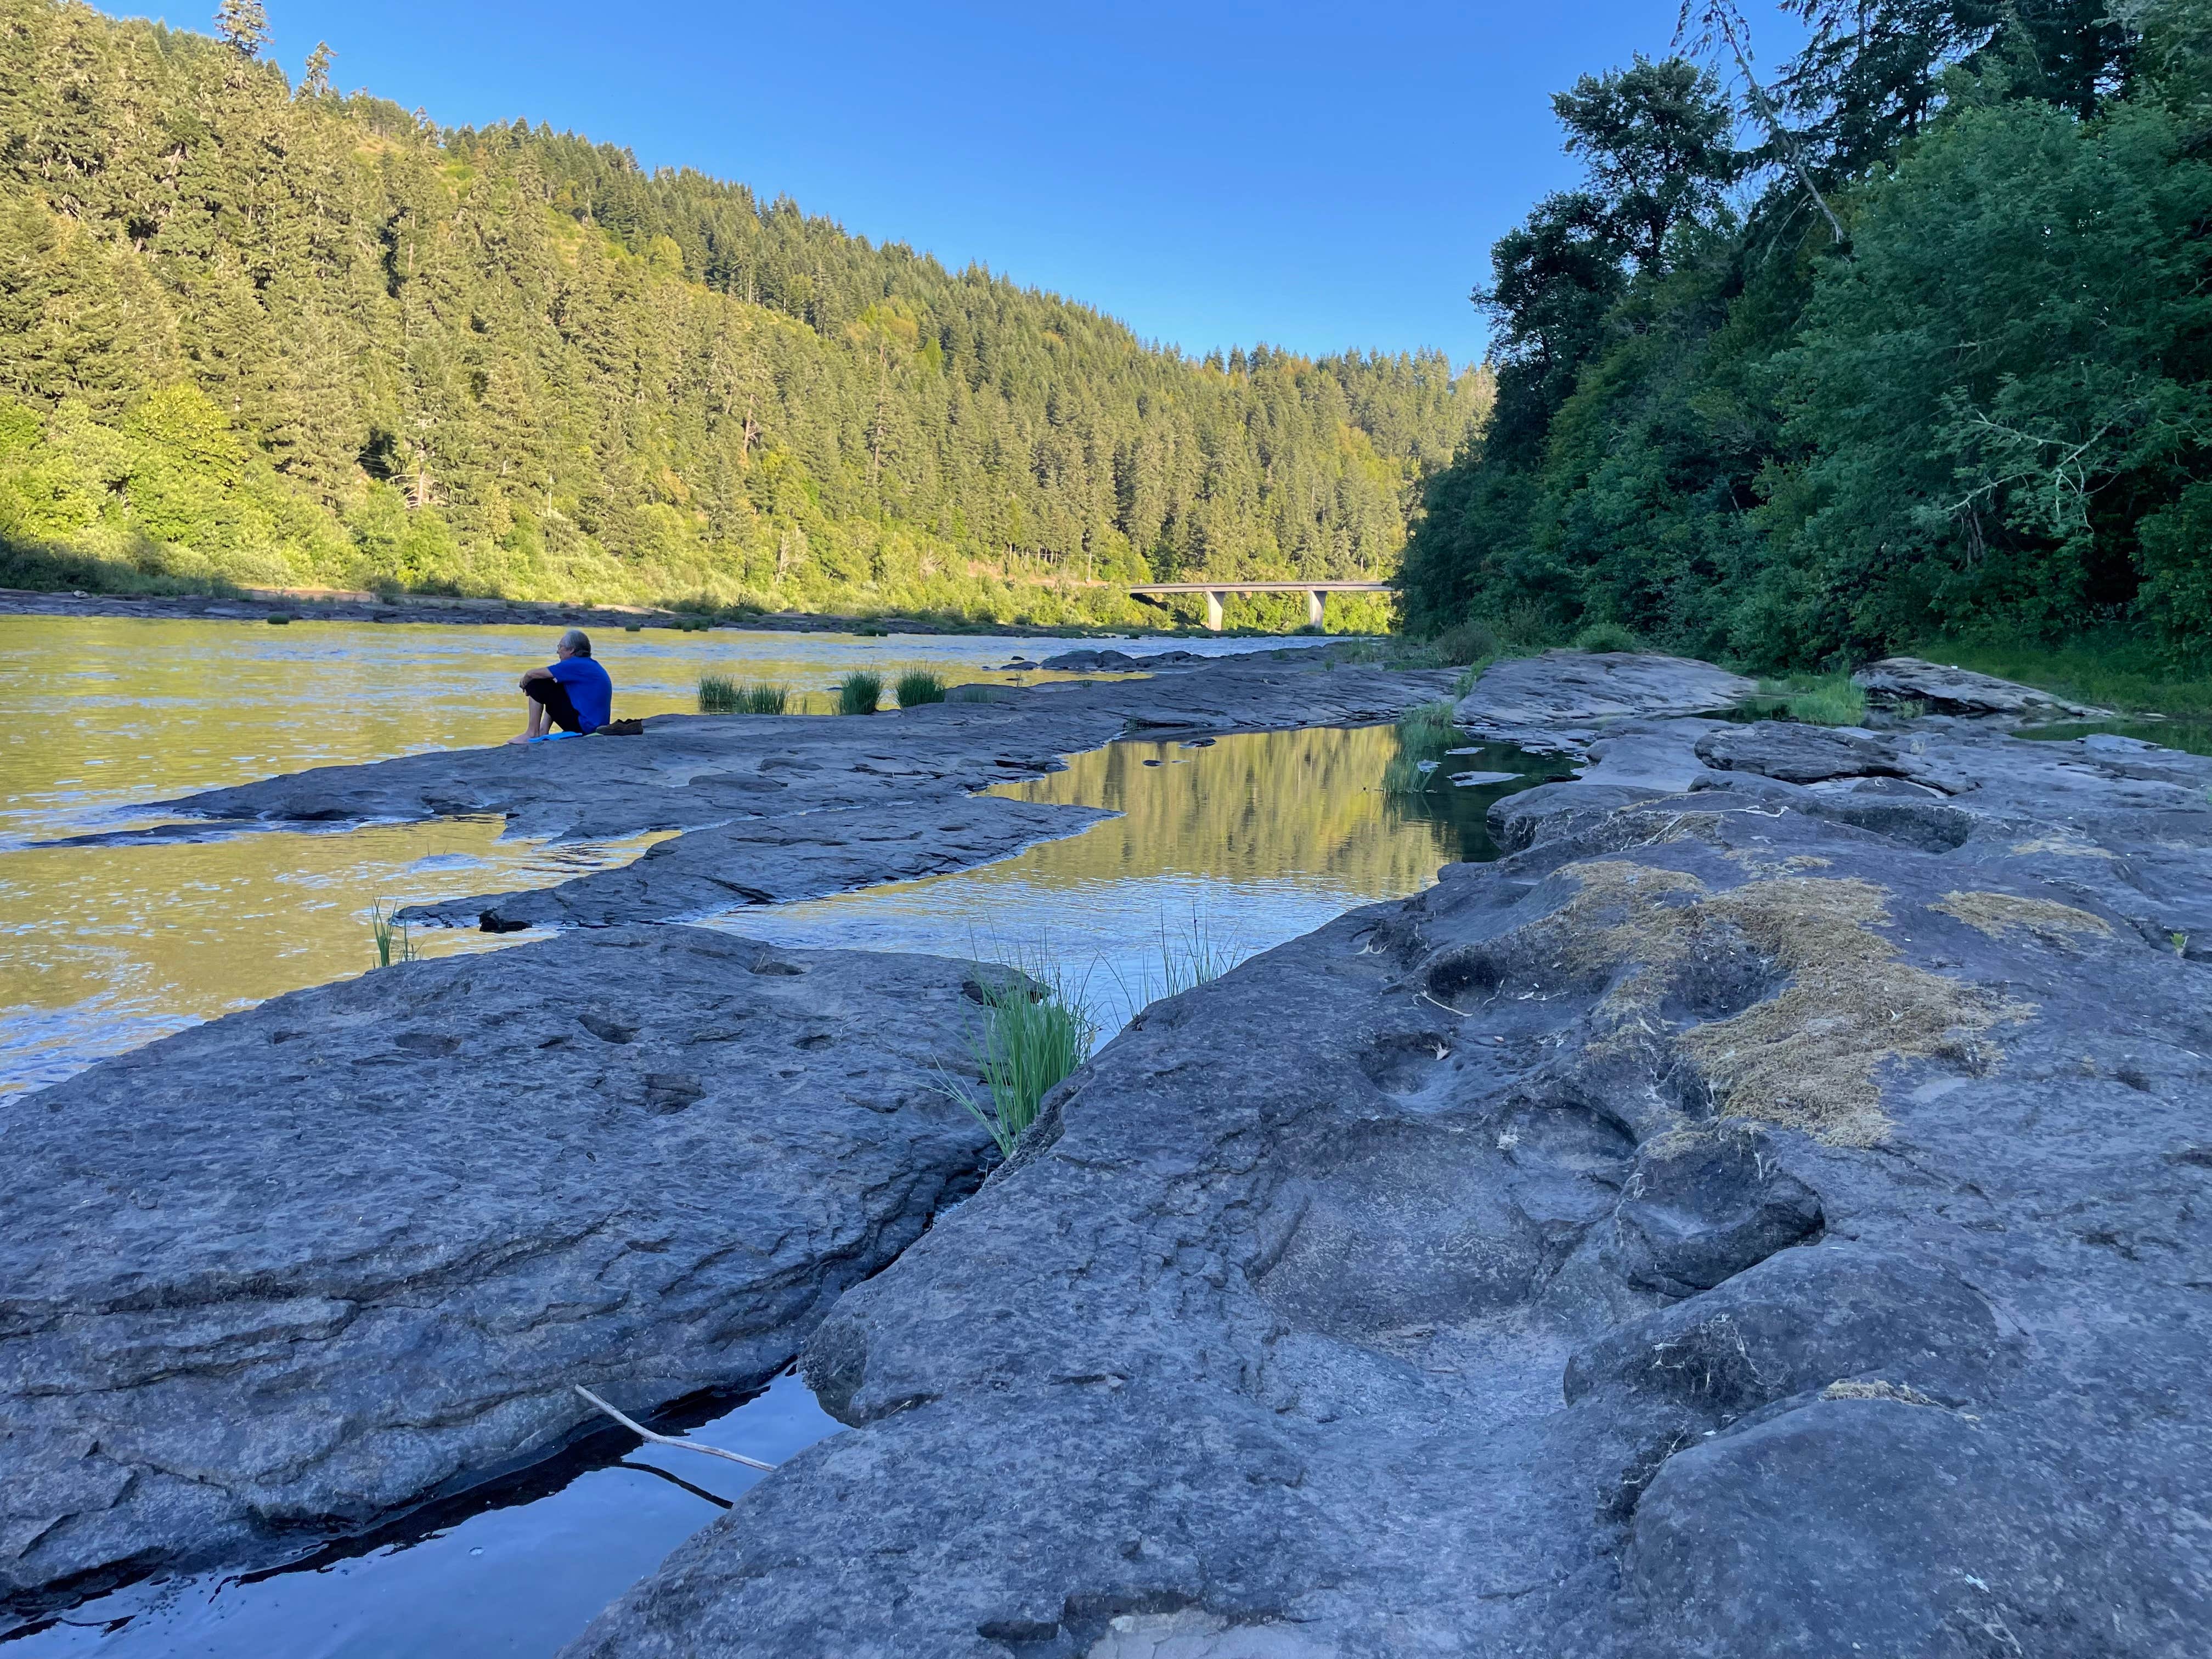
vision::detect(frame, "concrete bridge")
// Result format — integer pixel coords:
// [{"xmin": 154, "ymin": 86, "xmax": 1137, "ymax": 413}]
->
[{"xmin": 1127, "ymin": 580, "xmax": 1393, "ymax": 631}]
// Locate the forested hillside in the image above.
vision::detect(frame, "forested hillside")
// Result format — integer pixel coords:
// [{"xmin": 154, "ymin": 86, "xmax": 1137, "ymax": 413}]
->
[
  {"xmin": 0, "ymin": 0, "xmax": 1486, "ymax": 624},
  {"xmin": 1401, "ymin": 0, "xmax": 2212, "ymax": 669}
]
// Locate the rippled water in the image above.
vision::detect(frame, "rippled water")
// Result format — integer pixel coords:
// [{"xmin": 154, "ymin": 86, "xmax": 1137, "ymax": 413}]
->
[{"xmin": 0, "ymin": 616, "xmax": 1299, "ymax": 1094}]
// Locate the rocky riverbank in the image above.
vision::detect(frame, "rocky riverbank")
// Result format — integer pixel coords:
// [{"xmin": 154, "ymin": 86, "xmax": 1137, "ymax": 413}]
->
[
  {"xmin": 562, "ymin": 664, "xmax": 2212, "ymax": 1658},
  {"xmin": 14, "ymin": 648, "xmax": 2209, "ymax": 1654},
  {"xmin": 0, "ymin": 928, "xmax": 1002, "ymax": 1624}
]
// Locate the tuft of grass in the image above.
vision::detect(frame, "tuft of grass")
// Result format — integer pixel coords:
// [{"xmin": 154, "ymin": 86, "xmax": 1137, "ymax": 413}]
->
[
  {"xmin": 1769, "ymin": 673, "xmax": 1868, "ymax": 727},
  {"xmin": 1105, "ymin": 910, "xmax": 1248, "ymax": 1021},
  {"xmin": 1396, "ymin": 698, "xmax": 1457, "ymax": 745},
  {"xmin": 699, "ymin": 675, "xmax": 791, "ymax": 715},
  {"xmin": 369, "ymin": 899, "xmax": 418, "ymax": 968},
  {"xmin": 895, "ymin": 670, "xmax": 947, "ymax": 708},
  {"xmin": 936, "ymin": 949, "xmax": 1098, "ymax": 1160},
  {"xmin": 1572, "ymin": 621, "xmax": 1641, "ymax": 654},
  {"xmin": 836, "ymin": 671, "xmax": 882, "ymax": 715},
  {"xmin": 1383, "ymin": 752, "xmax": 1446, "ymax": 794},
  {"xmin": 1383, "ymin": 697, "xmax": 1458, "ymax": 794}
]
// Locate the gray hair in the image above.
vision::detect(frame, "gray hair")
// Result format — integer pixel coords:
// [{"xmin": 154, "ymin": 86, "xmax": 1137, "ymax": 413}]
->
[{"xmin": 558, "ymin": 628, "xmax": 591, "ymax": 658}]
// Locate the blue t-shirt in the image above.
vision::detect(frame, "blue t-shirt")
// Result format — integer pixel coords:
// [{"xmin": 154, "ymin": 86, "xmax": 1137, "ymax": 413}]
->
[{"xmin": 548, "ymin": 654, "xmax": 613, "ymax": 732}]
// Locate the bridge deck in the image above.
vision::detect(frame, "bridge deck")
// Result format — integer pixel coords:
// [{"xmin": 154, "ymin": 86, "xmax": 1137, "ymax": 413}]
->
[
  {"xmin": 1125, "ymin": 579, "xmax": 1393, "ymax": 631},
  {"xmin": 1126, "ymin": 581, "xmax": 1392, "ymax": 595}
]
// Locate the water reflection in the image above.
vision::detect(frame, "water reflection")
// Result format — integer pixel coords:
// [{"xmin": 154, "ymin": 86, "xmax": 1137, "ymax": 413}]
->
[
  {"xmin": 723, "ymin": 726, "xmax": 1564, "ymax": 1030},
  {"xmin": 2, "ymin": 1370, "xmax": 836, "ymax": 1658}
]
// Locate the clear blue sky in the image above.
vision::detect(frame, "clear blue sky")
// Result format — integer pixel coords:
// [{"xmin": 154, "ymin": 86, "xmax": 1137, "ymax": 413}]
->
[{"xmin": 110, "ymin": 2, "xmax": 1806, "ymax": 366}]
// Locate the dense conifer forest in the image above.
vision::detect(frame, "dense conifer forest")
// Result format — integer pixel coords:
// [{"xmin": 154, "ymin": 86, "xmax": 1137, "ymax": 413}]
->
[
  {"xmin": 0, "ymin": 0, "xmax": 1487, "ymax": 625},
  {"xmin": 1400, "ymin": 1, "xmax": 2212, "ymax": 669}
]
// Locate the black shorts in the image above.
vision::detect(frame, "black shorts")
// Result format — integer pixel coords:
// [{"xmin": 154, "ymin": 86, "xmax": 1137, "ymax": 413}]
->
[{"xmin": 526, "ymin": 676, "xmax": 585, "ymax": 733}]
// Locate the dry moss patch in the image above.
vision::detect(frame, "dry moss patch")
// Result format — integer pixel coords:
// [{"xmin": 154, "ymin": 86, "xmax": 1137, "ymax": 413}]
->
[
  {"xmin": 1537, "ymin": 861, "xmax": 2033, "ymax": 1147},
  {"xmin": 1932, "ymin": 890, "xmax": 2113, "ymax": 944}
]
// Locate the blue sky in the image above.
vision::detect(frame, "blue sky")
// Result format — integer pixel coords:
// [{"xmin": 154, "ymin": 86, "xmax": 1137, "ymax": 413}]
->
[{"xmin": 111, "ymin": 2, "xmax": 1806, "ymax": 366}]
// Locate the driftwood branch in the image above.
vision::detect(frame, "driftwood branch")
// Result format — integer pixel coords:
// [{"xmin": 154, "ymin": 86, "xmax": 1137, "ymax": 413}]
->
[{"xmin": 573, "ymin": 1385, "xmax": 778, "ymax": 1472}]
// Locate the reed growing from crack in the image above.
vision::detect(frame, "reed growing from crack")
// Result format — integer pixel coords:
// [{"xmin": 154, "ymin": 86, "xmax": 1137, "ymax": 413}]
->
[
  {"xmin": 935, "ymin": 948, "xmax": 1098, "ymax": 1160},
  {"xmin": 1766, "ymin": 673, "xmax": 1868, "ymax": 727},
  {"xmin": 369, "ymin": 899, "xmax": 418, "ymax": 968}
]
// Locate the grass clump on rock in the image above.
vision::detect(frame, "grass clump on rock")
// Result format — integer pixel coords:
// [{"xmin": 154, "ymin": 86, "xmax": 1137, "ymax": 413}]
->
[
  {"xmin": 895, "ymin": 670, "xmax": 947, "ymax": 708},
  {"xmin": 938, "ymin": 954, "xmax": 1098, "ymax": 1160},
  {"xmin": 1571, "ymin": 621, "xmax": 1641, "ymax": 654},
  {"xmin": 699, "ymin": 676, "xmax": 789, "ymax": 715},
  {"xmin": 368, "ymin": 899, "xmax": 418, "ymax": 968},
  {"xmin": 1773, "ymin": 673, "xmax": 1868, "ymax": 727},
  {"xmin": 836, "ymin": 672, "xmax": 882, "ymax": 715}
]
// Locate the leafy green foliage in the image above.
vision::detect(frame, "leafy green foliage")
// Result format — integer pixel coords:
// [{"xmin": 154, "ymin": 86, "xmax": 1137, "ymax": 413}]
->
[
  {"xmin": 0, "ymin": 0, "xmax": 1486, "ymax": 617},
  {"xmin": 1571, "ymin": 621, "xmax": 1640, "ymax": 653},
  {"xmin": 1401, "ymin": 5, "xmax": 2212, "ymax": 671}
]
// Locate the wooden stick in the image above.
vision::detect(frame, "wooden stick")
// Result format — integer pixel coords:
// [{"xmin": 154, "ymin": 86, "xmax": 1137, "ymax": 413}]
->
[{"xmin": 573, "ymin": 1385, "xmax": 778, "ymax": 1472}]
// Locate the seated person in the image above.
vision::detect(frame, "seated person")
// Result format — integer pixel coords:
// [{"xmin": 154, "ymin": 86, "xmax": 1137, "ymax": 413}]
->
[{"xmin": 510, "ymin": 628, "xmax": 613, "ymax": 743}]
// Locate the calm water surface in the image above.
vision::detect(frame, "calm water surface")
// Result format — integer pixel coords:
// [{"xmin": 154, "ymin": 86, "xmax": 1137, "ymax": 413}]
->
[
  {"xmin": 0, "ymin": 613, "xmax": 1565, "ymax": 1657},
  {"xmin": 0, "ymin": 616, "xmax": 1299, "ymax": 1094}
]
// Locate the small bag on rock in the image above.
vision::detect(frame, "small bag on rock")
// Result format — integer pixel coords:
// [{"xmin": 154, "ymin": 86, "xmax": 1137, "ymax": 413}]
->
[{"xmin": 597, "ymin": 718, "xmax": 645, "ymax": 736}]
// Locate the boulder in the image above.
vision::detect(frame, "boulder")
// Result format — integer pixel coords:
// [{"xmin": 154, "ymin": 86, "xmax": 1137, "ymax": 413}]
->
[
  {"xmin": 0, "ymin": 927, "xmax": 996, "ymax": 1622},
  {"xmin": 1453, "ymin": 651, "xmax": 1757, "ymax": 745},
  {"xmin": 1852, "ymin": 656, "xmax": 2112, "ymax": 719},
  {"xmin": 567, "ymin": 712, "xmax": 2212, "ymax": 1659}
]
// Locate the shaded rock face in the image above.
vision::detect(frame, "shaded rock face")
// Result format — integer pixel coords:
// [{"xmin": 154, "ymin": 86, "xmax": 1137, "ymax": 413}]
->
[
  {"xmin": 0, "ymin": 927, "xmax": 997, "ymax": 1624},
  {"xmin": 142, "ymin": 657, "xmax": 1453, "ymax": 930},
  {"xmin": 1037, "ymin": 648, "xmax": 1207, "ymax": 672},
  {"xmin": 568, "ymin": 715, "xmax": 2212, "ymax": 1659},
  {"xmin": 1853, "ymin": 655, "xmax": 2111, "ymax": 719}
]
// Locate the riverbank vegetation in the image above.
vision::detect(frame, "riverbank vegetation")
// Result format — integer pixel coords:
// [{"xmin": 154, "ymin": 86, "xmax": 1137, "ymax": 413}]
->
[
  {"xmin": 836, "ymin": 672, "xmax": 882, "ymax": 715},
  {"xmin": 697, "ymin": 676, "xmax": 790, "ymax": 715},
  {"xmin": 0, "ymin": 1, "xmax": 1484, "ymax": 629},
  {"xmin": 894, "ymin": 671, "xmax": 947, "ymax": 708},
  {"xmin": 1399, "ymin": 2, "xmax": 2212, "ymax": 680}
]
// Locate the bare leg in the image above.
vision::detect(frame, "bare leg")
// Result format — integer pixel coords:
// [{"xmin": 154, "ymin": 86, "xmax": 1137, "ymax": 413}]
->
[{"xmin": 507, "ymin": 696, "xmax": 549, "ymax": 745}]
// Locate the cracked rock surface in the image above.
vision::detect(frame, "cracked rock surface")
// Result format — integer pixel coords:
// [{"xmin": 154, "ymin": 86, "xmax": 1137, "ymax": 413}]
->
[
  {"xmin": 0, "ymin": 927, "xmax": 998, "ymax": 1624},
  {"xmin": 568, "ymin": 706, "xmax": 2212, "ymax": 1658},
  {"xmin": 1451, "ymin": 650, "xmax": 1756, "ymax": 751},
  {"xmin": 140, "ymin": 656, "xmax": 1453, "ymax": 930}
]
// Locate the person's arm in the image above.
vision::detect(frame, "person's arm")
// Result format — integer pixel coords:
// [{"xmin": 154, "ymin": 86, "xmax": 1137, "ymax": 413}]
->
[{"xmin": 520, "ymin": 664, "xmax": 555, "ymax": 689}]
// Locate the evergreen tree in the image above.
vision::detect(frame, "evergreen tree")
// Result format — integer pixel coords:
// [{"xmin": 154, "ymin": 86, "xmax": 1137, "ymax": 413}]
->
[{"xmin": 214, "ymin": 0, "xmax": 268, "ymax": 58}]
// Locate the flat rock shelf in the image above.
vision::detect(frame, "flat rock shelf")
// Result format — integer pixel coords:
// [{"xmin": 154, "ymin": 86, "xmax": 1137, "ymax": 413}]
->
[{"xmin": 0, "ymin": 927, "xmax": 997, "ymax": 1623}]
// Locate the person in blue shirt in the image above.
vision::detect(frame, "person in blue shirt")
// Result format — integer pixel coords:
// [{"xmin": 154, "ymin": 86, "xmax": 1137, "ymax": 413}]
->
[{"xmin": 509, "ymin": 629, "xmax": 614, "ymax": 743}]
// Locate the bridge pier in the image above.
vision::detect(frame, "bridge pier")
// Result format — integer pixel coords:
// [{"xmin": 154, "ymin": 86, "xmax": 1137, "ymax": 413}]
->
[
  {"xmin": 1205, "ymin": 591, "xmax": 1223, "ymax": 631},
  {"xmin": 1306, "ymin": 589, "xmax": 1325, "ymax": 630}
]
